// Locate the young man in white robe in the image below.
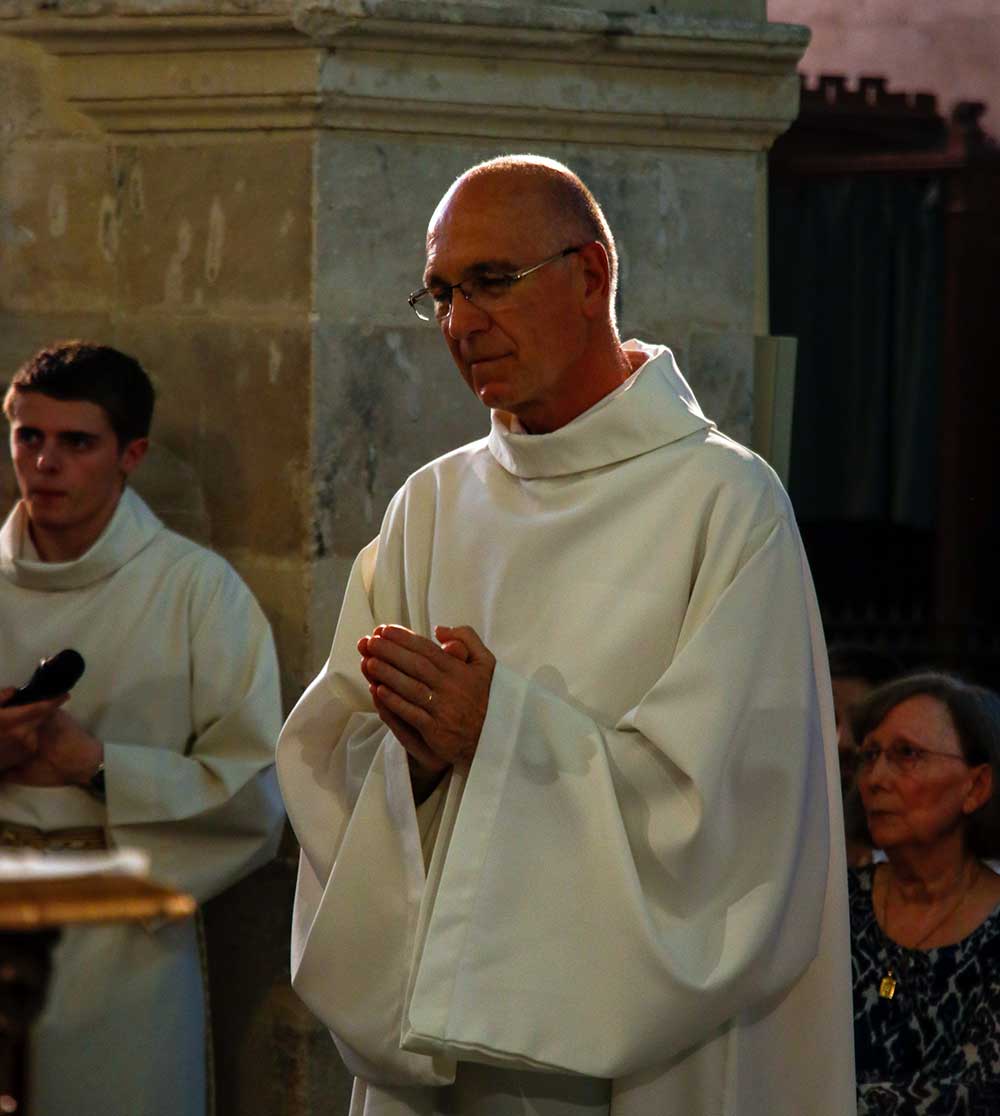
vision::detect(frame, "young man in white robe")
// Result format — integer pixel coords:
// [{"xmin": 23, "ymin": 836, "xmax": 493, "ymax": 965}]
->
[
  {"xmin": 277, "ymin": 156, "xmax": 857, "ymax": 1116},
  {"xmin": 0, "ymin": 341, "xmax": 284, "ymax": 1116}
]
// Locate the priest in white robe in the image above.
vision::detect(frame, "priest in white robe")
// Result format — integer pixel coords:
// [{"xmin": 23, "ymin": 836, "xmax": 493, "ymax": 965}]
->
[
  {"xmin": 0, "ymin": 341, "xmax": 284, "ymax": 1116},
  {"xmin": 277, "ymin": 156, "xmax": 856, "ymax": 1116}
]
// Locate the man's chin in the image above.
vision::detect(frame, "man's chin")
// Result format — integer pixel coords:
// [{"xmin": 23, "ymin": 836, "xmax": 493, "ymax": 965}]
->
[
  {"xmin": 476, "ymin": 383, "xmax": 516, "ymax": 409},
  {"xmin": 26, "ymin": 498, "xmax": 69, "ymax": 521}
]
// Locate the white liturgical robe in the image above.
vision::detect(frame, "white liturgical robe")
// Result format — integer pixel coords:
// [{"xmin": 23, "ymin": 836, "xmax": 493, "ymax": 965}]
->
[
  {"xmin": 277, "ymin": 342, "xmax": 856, "ymax": 1116},
  {"xmin": 0, "ymin": 488, "xmax": 284, "ymax": 1116}
]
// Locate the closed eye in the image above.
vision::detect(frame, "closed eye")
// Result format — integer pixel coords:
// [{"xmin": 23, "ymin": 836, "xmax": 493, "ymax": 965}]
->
[{"xmin": 473, "ymin": 275, "xmax": 516, "ymax": 296}]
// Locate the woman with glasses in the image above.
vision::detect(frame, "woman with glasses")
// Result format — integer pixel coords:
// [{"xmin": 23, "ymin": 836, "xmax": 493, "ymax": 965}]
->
[{"xmin": 848, "ymin": 672, "xmax": 1000, "ymax": 1114}]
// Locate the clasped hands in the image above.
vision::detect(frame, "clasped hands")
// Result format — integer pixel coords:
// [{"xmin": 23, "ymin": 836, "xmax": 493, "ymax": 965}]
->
[
  {"xmin": 358, "ymin": 624, "xmax": 496, "ymax": 797},
  {"xmin": 0, "ymin": 691, "xmax": 103, "ymax": 787}
]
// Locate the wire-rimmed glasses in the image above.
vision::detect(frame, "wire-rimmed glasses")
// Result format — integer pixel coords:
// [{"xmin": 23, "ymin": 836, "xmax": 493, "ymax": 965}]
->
[
  {"xmin": 407, "ymin": 245, "xmax": 583, "ymax": 324},
  {"xmin": 855, "ymin": 740, "xmax": 972, "ymax": 775}
]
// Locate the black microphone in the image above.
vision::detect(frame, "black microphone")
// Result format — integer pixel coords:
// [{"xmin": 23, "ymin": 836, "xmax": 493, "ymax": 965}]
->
[{"xmin": 2, "ymin": 650, "xmax": 86, "ymax": 708}]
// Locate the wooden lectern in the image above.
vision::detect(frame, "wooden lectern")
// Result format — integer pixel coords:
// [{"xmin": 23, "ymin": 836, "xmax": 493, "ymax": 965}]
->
[{"xmin": 0, "ymin": 871, "xmax": 195, "ymax": 1116}]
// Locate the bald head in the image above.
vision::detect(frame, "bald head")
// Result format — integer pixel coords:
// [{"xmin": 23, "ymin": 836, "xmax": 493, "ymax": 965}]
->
[
  {"xmin": 421, "ymin": 155, "xmax": 634, "ymax": 433},
  {"xmin": 429, "ymin": 155, "xmax": 618, "ymax": 302}
]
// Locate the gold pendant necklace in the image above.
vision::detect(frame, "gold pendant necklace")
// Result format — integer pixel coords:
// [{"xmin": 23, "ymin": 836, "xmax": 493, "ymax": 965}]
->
[
  {"xmin": 876, "ymin": 864, "xmax": 977, "ymax": 1000},
  {"xmin": 879, "ymin": 969, "xmax": 898, "ymax": 1000}
]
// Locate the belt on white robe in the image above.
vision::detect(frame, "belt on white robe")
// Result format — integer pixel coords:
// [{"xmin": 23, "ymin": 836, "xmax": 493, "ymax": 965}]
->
[{"xmin": 0, "ymin": 821, "xmax": 107, "ymax": 851}]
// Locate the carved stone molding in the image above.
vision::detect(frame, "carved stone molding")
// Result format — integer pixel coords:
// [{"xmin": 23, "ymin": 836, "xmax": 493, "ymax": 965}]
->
[
  {"xmin": 1, "ymin": 0, "xmax": 807, "ymax": 144},
  {"xmin": 1, "ymin": 9, "xmax": 323, "ymax": 133},
  {"xmin": 299, "ymin": 0, "xmax": 809, "ymax": 151}
]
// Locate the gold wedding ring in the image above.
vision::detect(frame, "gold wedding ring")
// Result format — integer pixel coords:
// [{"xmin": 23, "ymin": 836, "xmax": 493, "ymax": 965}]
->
[{"xmin": 426, "ymin": 691, "xmax": 434, "ymax": 705}]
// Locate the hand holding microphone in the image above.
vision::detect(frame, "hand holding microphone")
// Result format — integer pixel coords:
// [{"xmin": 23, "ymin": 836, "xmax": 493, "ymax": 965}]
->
[
  {"xmin": 1, "ymin": 649, "xmax": 86, "ymax": 707},
  {"xmin": 0, "ymin": 650, "xmax": 86, "ymax": 772}
]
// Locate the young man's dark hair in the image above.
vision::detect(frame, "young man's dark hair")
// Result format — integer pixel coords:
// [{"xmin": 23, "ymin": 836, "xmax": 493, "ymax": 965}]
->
[{"xmin": 3, "ymin": 341, "xmax": 155, "ymax": 447}]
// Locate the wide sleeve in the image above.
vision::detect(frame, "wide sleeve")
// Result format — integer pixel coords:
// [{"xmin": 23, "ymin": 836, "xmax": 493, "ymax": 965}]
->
[
  {"xmin": 276, "ymin": 540, "xmax": 458, "ymax": 1088},
  {"xmin": 102, "ymin": 562, "xmax": 285, "ymax": 903},
  {"xmin": 399, "ymin": 513, "xmax": 833, "ymax": 1077},
  {"xmin": 278, "ymin": 508, "xmax": 842, "ymax": 1087}
]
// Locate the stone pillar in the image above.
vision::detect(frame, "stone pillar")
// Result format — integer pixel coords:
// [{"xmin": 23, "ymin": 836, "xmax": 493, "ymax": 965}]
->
[
  {"xmin": 0, "ymin": 8, "xmax": 337, "ymax": 1114},
  {"xmin": 0, "ymin": 2, "xmax": 806, "ymax": 1112}
]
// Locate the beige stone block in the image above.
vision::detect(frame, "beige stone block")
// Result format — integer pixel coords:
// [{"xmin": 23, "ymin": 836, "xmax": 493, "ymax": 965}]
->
[
  {"xmin": 0, "ymin": 310, "xmax": 114, "ymax": 376},
  {"xmin": 0, "ymin": 35, "xmax": 98, "ymax": 138},
  {"xmin": 316, "ymin": 133, "xmax": 505, "ymax": 329},
  {"xmin": 578, "ymin": 148, "xmax": 758, "ymax": 333},
  {"xmin": 303, "ymin": 2, "xmax": 805, "ymax": 151},
  {"xmin": 569, "ymin": 0, "xmax": 765, "ymax": 16},
  {"xmin": 112, "ymin": 139, "xmax": 313, "ymax": 314},
  {"xmin": 222, "ymin": 549, "xmax": 310, "ymax": 704},
  {"xmin": 318, "ymin": 136, "xmax": 757, "ymax": 340},
  {"xmin": 687, "ymin": 329, "xmax": 754, "ymax": 446},
  {"xmin": 311, "ymin": 318, "xmax": 487, "ymax": 562},
  {"xmin": 307, "ymin": 551, "xmax": 354, "ymax": 679},
  {"xmin": 0, "ymin": 139, "xmax": 117, "ymax": 312},
  {"xmin": 112, "ymin": 315, "xmax": 312, "ymax": 559},
  {"xmin": 0, "ymin": 37, "xmax": 45, "ymax": 138}
]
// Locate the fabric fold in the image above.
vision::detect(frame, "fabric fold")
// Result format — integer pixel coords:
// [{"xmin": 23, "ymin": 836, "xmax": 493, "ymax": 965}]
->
[{"xmin": 277, "ymin": 342, "xmax": 855, "ymax": 1116}]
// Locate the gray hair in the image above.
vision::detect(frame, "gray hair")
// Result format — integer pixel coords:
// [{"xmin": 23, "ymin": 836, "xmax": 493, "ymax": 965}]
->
[{"xmin": 849, "ymin": 672, "xmax": 1000, "ymax": 859}]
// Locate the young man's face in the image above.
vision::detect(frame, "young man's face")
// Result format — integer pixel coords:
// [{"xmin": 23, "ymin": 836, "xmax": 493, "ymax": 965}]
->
[{"xmin": 7, "ymin": 392, "xmax": 146, "ymax": 553}]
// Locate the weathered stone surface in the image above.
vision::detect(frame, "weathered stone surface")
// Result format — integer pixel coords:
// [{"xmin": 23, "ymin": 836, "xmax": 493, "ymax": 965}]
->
[
  {"xmin": 227, "ymin": 551, "xmax": 312, "ymax": 703},
  {"xmin": 303, "ymin": 2, "xmax": 806, "ymax": 152},
  {"xmin": 687, "ymin": 329, "xmax": 754, "ymax": 446},
  {"xmin": 571, "ymin": 0, "xmax": 765, "ymax": 15},
  {"xmin": 300, "ymin": 1, "xmax": 778, "ymax": 39},
  {"xmin": 0, "ymin": 3, "xmax": 806, "ymax": 1113},
  {"xmin": 0, "ymin": 0, "xmax": 293, "ymax": 16},
  {"xmin": 108, "ymin": 141, "xmax": 312, "ymax": 313},
  {"xmin": 0, "ymin": 141, "xmax": 117, "ymax": 312}
]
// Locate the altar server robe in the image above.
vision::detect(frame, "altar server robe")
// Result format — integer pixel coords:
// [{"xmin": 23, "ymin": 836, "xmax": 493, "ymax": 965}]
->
[
  {"xmin": 277, "ymin": 341, "xmax": 856, "ymax": 1116},
  {"xmin": 0, "ymin": 487, "xmax": 284, "ymax": 1116}
]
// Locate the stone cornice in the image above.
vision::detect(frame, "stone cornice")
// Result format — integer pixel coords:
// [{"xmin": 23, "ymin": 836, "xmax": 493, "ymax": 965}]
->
[
  {"xmin": 0, "ymin": 0, "xmax": 808, "ymax": 144},
  {"xmin": 296, "ymin": 1, "xmax": 808, "ymax": 68},
  {"xmin": 1, "ymin": 6, "xmax": 323, "ymax": 132},
  {"xmin": 299, "ymin": 1, "xmax": 808, "ymax": 150}
]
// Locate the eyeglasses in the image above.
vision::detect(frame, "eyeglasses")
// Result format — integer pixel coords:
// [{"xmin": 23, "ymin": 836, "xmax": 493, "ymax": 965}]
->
[
  {"xmin": 408, "ymin": 246, "xmax": 582, "ymax": 324},
  {"xmin": 856, "ymin": 740, "xmax": 971, "ymax": 775}
]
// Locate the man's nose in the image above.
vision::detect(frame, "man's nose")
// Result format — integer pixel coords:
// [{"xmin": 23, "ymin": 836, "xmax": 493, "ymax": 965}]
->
[
  {"xmin": 35, "ymin": 440, "xmax": 62, "ymax": 472},
  {"xmin": 446, "ymin": 286, "xmax": 490, "ymax": 340}
]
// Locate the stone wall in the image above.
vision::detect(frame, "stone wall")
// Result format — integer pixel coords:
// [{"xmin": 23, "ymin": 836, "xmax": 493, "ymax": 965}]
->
[
  {"xmin": 0, "ymin": 20, "xmax": 318, "ymax": 701},
  {"xmin": 0, "ymin": 3, "xmax": 806, "ymax": 1112},
  {"xmin": 0, "ymin": 12, "xmax": 329, "ymax": 1113}
]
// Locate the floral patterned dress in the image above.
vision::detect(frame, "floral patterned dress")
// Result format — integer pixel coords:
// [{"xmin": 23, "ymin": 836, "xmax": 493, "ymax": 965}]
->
[{"xmin": 850, "ymin": 866, "xmax": 1000, "ymax": 1115}]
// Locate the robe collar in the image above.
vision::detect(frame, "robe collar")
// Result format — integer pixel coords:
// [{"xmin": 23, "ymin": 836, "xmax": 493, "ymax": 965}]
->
[
  {"xmin": 487, "ymin": 340, "xmax": 712, "ymax": 480},
  {"xmin": 0, "ymin": 487, "xmax": 162, "ymax": 592}
]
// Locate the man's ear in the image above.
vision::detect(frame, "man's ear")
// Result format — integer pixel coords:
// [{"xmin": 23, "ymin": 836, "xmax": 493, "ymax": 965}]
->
[
  {"xmin": 119, "ymin": 437, "xmax": 149, "ymax": 477},
  {"xmin": 577, "ymin": 241, "xmax": 612, "ymax": 319}
]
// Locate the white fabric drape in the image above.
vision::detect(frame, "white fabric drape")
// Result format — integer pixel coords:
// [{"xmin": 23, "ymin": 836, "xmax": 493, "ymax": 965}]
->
[
  {"xmin": 279, "ymin": 342, "xmax": 856, "ymax": 1116},
  {"xmin": 0, "ymin": 488, "xmax": 285, "ymax": 1116}
]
